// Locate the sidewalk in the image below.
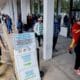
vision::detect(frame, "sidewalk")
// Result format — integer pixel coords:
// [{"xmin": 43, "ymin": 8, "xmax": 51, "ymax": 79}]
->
[
  {"xmin": 0, "ymin": 26, "xmax": 80, "ymax": 80},
  {"xmin": 40, "ymin": 36, "xmax": 80, "ymax": 80}
]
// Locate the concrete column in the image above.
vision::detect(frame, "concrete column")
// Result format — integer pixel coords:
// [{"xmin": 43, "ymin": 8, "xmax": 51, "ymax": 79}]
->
[
  {"xmin": 58, "ymin": 0, "xmax": 61, "ymax": 15},
  {"xmin": 21, "ymin": 0, "xmax": 30, "ymax": 24},
  {"xmin": 57, "ymin": 0, "xmax": 61, "ymax": 15},
  {"xmin": 8, "ymin": 0, "xmax": 13, "ymax": 20},
  {"xmin": 38, "ymin": 0, "xmax": 40, "ymax": 14},
  {"xmin": 1, "ymin": 0, "xmax": 17, "ymax": 26},
  {"xmin": 12, "ymin": 0, "xmax": 18, "ymax": 26},
  {"xmin": 31, "ymin": 0, "xmax": 34, "ymax": 14},
  {"xmin": 43, "ymin": 0, "xmax": 54, "ymax": 60},
  {"xmin": 7, "ymin": 0, "xmax": 18, "ymax": 27},
  {"xmin": 1, "ymin": 0, "xmax": 12, "ymax": 18}
]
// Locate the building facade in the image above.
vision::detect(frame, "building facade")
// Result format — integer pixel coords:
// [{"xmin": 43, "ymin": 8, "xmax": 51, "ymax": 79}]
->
[
  {"xmin": 0, "ymin": 0, "xmax": 54, "ymax": 60},
  {"xmin": 1, "ymin": 0, "xmax": 43, "ymax": 25}
]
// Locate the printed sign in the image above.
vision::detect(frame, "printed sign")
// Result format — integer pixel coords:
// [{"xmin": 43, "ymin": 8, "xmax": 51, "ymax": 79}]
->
[{"xmin": 13, "ymin": 33, "xmax": 41, "ymax": 80}]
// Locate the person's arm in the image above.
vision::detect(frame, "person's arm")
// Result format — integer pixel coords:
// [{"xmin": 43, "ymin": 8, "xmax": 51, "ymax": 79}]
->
[
  {"xmin": 34, "ymin": 23, "xmax": 38, "ymax": 33},
  {"xmin": 75, "ymin": 30, "xmax": 80, "ymax": 33},
  {"xmin": 68, "ymin": 39, "xmax": 75, "ymax": 54},
  {"xmin": 70, "ymin": 39, "xmax": 75, "ymax": 48},
  {"xmin": 33, "ymin": 23, "xmax": 36, "ymax": 32}
]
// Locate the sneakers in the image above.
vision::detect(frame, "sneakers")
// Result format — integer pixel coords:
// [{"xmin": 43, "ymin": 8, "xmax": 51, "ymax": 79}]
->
[{"xmin": 74, "ymin": 69, "xmax": 80, "ymax": 76}]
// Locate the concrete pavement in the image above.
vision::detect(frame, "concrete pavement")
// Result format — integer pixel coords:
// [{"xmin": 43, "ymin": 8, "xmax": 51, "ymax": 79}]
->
[
  {"xmin": 0, "ymin": 28, "xmax": 80, "ymax": 80},
  {"xmin": 40, "ymin": 36, "xmax": 80, "ymax": 80}
]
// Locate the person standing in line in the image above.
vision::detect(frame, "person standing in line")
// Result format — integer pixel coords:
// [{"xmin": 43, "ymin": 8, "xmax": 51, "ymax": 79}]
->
[
  {"xmin": 34, "ymin": 17, "xmax": 43, "ymax": 47},
  {"xmin": 17, "ymin": 15, "xmax": 23, "ymax": 33},
  {"xmin": 53, "ymin": 15, "xmax": 61, "ymax": 52},
  {"xmin": 68, "ymin": 19, "xmax": 80, "ymax": 75},
  {"xmin": 6, "ymin": 15, "xmax": 12, "ymax": 34}
]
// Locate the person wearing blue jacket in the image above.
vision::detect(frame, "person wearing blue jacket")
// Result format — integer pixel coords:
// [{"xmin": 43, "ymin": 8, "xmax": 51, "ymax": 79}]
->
[
  {"xmin": 17, "ymin": 15, "xmax": 23, "ymax": 33},
  {"xmin": 53, "ymin": 15, "xmax": 61, "ymax": 52},
  {"xmin": 6, "ymin": 15, "xmax": 12, "ymax": 34}
]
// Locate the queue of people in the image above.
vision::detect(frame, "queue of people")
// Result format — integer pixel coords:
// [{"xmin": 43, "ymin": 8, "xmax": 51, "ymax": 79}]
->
[{"xmin": 1, "ymin": 13, "xmax": 80, "ymax": 77}]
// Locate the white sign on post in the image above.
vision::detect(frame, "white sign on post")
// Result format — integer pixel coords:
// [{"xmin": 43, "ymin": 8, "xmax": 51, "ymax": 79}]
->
[{"xmin": 13, "ymin": 33, "xmax": 41, "ymax": 80}]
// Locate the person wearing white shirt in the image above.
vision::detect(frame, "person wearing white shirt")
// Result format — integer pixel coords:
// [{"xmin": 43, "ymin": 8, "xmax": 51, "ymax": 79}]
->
[{"xmin": 34, "ymin": 17, "xmax": 43, "ymax": 46}]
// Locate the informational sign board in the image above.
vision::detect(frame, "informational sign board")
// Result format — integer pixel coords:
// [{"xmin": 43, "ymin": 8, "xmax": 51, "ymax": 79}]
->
[{"xmin": 13, "ymin": 33, "xmax": 41, "ymax": 80}]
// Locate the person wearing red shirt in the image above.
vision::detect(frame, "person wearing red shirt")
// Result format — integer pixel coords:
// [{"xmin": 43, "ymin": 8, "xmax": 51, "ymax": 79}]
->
[{"xmin": 69, "ymin": 20, "xmax": 80, "ymax": 75}]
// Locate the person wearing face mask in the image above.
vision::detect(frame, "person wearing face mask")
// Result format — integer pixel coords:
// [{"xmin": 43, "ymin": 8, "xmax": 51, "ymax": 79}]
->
[{"xmin": 68, "ymin": 19, "xmax": 80, "ymax": 75}]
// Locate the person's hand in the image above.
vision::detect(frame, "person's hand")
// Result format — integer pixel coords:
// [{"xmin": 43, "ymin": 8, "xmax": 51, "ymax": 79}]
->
[{"xmin": 68, "ymin": 47, "xmax": 73, "ymax": 54}]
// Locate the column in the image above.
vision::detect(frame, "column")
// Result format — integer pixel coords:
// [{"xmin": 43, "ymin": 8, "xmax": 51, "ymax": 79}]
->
[
  {"xmin": 43, "ymin": 0, "xmax": 54, "ymax": 60},
  {"xmin": 21, "ymin": 0, "xmax": 30, "ymax": 24},
  {"xmin": 38, "ymin": 0, "xmax": 40, "ymax": 14},
  {"xmin": 69, "ymin": 0, "xmax": 73, "ymax": 23},
  {"xmin": 31, "ymin": 0, "xmax": 35, "ymax": 14},
  {"xmin": 57, "ymin": 0, "xmax": 61, "ymax": 15},
  {"xmin": 12, "ymin": 0, "xmax": 18, "ymax": 26},
  {"xmin": 1, "ymin": 0, "xmax": 17, "ymax": 26}
]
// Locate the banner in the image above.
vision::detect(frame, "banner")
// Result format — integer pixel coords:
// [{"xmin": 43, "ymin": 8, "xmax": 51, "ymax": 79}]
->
[{"xmin": 13, "ymin": 33, "xmax": 41, "ymax": 80}]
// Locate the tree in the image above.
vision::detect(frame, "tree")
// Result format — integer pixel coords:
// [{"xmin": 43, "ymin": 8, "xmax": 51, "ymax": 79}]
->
[{"xmin": 54, "ymin": 0, "xmax": 70, "ymax": 13}]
